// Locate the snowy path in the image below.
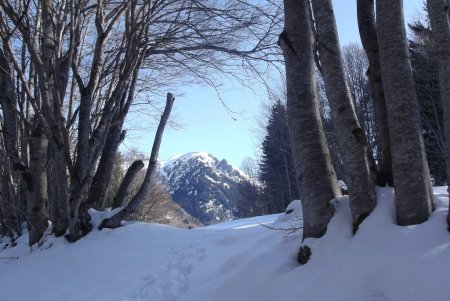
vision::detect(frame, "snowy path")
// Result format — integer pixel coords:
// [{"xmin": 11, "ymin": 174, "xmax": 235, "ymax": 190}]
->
[
  {"xmin": 128, "ymin": 243, "xmax": 208, "ymax": 301},
  {"xmin": 1, "ymin": 188, "xmax": 450, "ymax": 301}
]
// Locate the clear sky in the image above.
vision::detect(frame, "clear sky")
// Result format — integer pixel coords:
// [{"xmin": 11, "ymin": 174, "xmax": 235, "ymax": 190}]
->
[{"xmin": 122, "ymin": 0, "xmax": 424, "ymax": 168}]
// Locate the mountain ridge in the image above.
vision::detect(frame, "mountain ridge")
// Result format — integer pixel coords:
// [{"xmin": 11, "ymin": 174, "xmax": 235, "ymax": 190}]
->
[{"xmin": 158, "ymin": 152, "xmax": 249, "ymax": 225}]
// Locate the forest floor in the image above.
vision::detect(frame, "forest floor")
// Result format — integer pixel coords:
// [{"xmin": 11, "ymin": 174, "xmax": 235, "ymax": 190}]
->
[{"xmin": 1, "ymin": 187, "xmax": 449, "ymax": 301}]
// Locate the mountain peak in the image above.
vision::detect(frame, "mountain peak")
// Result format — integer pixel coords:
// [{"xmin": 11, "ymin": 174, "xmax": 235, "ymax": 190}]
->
[{"xmin": 158, "ymin": 152, "xmax": 250, "ymax": 225}]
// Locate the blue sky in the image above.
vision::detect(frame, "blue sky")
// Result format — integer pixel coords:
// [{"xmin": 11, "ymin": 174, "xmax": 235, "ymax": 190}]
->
[{"xmin": 122, "ymin": 0, "xmax": 424, "ymax": 168}]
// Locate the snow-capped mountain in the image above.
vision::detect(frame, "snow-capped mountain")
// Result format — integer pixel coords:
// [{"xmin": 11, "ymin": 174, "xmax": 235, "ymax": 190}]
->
[{"xmin": 158, "ymin": 152, "xmax": 249, "ymax": 225}]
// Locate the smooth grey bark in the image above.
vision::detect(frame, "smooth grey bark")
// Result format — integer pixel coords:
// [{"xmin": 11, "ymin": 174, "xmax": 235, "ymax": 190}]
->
[
  {"xmin": 356, "ymin": 0, "xmax": 393, "ymax": 184},
  {"xmin": 311, "ymin": 0, "xmax": 376, "ymax": 232},
  {"xmin": 40, "ymin": 2, "xmax": 71, "ymax": 239},
  {"xmin": 88, "ymin": 66, "xmax": 139, "ymax": 210},
  {"xmin": 74, "ymin": 0, "xmax": 116, "ymax": 189},
  {"xmin": 47, "ymin": 145, "xmax": 69, "ymax": 237},
  {"xmin": 279, "ymin": 0, "xmax": 340, "ymax": 240},
  {"xmin": 426, "ymin": 0, "xmax": 450, "ymax": 228},
  {"xmin": 0, "ymin": 49, "xmax": 25, "ymax": 236},
  {"xmin": 100, "ymin": 93, "xmax": 175, "ymax": 229},
  {"xmin": 111, "ymin": 160, "xmax": 145, "ymax": 209},
  {"xmin": 27, "ymin": 127, "xmax": 49, "ymax": 246},
  {"xmin": 376, "ymin": 0, "xmax": 433, "ymax": 225},
  {"xmin": 0, "ymin": 151, "xmax": 21, "ymax": 237},
  {"xmin": 67, "ymin": 3, "xmax": 146, "ymax": 241},
  {"xmin": 89, "ymin": 126, "xmax": 126, "ymax": 209},
  {"xmin": 0, "ymin": 49, "xmax": 22, "ymax": 170}
]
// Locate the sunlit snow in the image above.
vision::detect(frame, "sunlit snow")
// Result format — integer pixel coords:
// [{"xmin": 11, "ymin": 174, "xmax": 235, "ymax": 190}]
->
[{"xmin": 1, "ymin": 187, "xmax": 449, "ymax": 301}]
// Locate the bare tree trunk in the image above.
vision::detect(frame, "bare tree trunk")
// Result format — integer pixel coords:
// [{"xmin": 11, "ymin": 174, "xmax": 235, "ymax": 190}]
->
[
  {"xmin": 357, "ymin": 0, "xmax": 393, "ymax": 185},
  {"xmin": 47, "ymin": 145, "xmax": 69, "ymax": 236},
  {"xmin": 88, "ymin": 66, "xmax": 139, "ymax": 209},
  {"xmin": 311, "ymin": 0, "xmax": 376, "ymax": 233},
  {"xmin": 40, "ymin": 1, "xmax": 70, "ymax": 238},
  {"xmin": 0, "ymin": 49, "xmax": 24, "ymax": 237},
  {"xmin": 89, "ymin": 126, "xmax": 126, "ymax": 209},
  {"xmin": 0, "ymin": 152, "xmax": 21, "ymax": 237},
  {"xmin": 376, "ymin": 0, "xmax": 433, "ymax": 225},
  {"xmin": 100, "ymin": 93, "xmax": 175, "ymax": 229},
  {"xmin": 111, "ymin": 160, "xmax": 144, "ymax": 209},
  {"xmin": 426, "ymin": 0, "xmax": 450, "ymax": 229},
  {"xmin": 279, "ymin": 0, "xmax": 340, "ymax": 240},
  {"xmin": 27, "ymin": 126, "xmax": 49, "ymax": 246},
  {"xmin": 0, "ymin": 49, "xmax": 22, "ymax": 170}
]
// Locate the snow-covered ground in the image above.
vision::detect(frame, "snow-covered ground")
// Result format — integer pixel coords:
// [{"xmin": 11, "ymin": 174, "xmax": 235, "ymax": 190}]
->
[{"xmin": 1, "ymin": 187, "xmax": 449, "ymax": 301}]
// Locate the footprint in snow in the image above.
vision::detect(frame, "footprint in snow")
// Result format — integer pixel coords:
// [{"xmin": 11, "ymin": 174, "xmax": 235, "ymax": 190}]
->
[{"xmin": 127, "ymin": 244, "xmax": 207, "ymax": 300}]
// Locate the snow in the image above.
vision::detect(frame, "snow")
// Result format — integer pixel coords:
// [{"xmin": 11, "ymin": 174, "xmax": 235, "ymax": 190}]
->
[
  {"xmin": 1, "ymin": 187, "xmax": 450, "ymax": 301},
  {"xmin": 337, "ymin": 179, "xmax": 347, "ymax": 191},
  {"xmin": 158, "ymin": 151, "xmax": 249, "ymax": 185},
  {"xmin": 204, "ymin": 174, "xmax": 220, "ymax": 184},
  {"xmin": 159, "ymin": 152, "xmax": 217, "ymax": 171}
]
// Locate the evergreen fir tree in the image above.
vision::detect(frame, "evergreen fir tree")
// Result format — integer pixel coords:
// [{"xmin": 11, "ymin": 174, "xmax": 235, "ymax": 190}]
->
[{"xmin": 259, "ymin": 101, "xmax": 299, "ymax": 213}]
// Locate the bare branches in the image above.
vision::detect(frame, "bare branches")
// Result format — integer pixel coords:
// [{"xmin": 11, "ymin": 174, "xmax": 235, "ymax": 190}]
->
[
  {"xmin": 0, "ymin": 0, "xmax": 284, "ymax": 243},
  {"xmin": 99, "ymin": 92, "xmax": 175, "ymax": 229},
  {"xmin": 260, "ymin": 218, "xmax": 304, "ymax": 236}
]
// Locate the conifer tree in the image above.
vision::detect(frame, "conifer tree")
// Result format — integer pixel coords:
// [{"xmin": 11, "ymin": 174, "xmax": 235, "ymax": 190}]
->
[{"xmin": 259, "ymin": 101, "xmax": 299, "ymax": 213}]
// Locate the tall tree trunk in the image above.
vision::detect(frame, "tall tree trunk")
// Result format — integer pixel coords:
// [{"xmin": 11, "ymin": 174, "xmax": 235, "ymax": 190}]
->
[
  {"xmin": 39, "ymin": 1, "xmax": 70, "ymax": 238},
  {"xmin": 279, "ymin": 0, "xmax": 340, "ymax": 240},
  {"xmin": 0, "ymin": 49, "xmax": 22, "ymax": 170},
  {"xmin": 100, "ymin": 93, "xmax": 175, "ymax": 229},
  {"xmin": 426, "ymin": 0, "xmax": 450, "ymax": 229},
  {"xmin": 88, "ymin": 65, "xmax": 139, "ymax": 210},
  {"xmin": 47, "ymin": 144, "xmax": 69, "ymax": 236},
  {"xmin": 111, "ymin": 160, "xmax": 144, "ymax": 209},
  {"xmin": 27, "ymin": 126, "xmax": 49, "ymax": 246},
  {"xmin": 88, "ymin": 125, "xmax": 126, "ymax": 209},
  {"xmin": 311, "ymin": 0, "xmax": 376, "ymax": 233},
  {"xmin": 0, "ymin": 154, "xmax": 21, "ymax": 237},
  {"xmin": 357, "ymin": 0, "xmax": 393, "ymax": 184},
  {"xmin": 0, "ymin": 49, "xmax": 24, "ymax": 237},
  {"xmin": 376, "ymin": 0, "xmax": 433, "ymax": 225}
]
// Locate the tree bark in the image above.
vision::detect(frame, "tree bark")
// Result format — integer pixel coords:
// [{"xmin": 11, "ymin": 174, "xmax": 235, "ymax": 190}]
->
[
  {"xmin": 27, "ymin": 127, "xmax": 49, "ymax": 246},
  {"xmin": 89, "ymin": 126, "xmax": 126, "ymax": 209},
  {"xmin": 0, "ymin": 48, "xmax": 24, "ymax": 237},
  {"xmin": 88, "ymin": 65, "xmax": 139, "ymax": 209},
  {"xmin": 0, "ymin": 153, "xmax": 21, "ymax": 238},
  {"xmin": 100, "ymin": 93, "xmax": 175, "ymax": 229},
  {"xmin": 426, "ymin": 0, "xmax": 450, "ymax": 229},
  {"xmin": 376, "ymin": 0, "xmax": 433, "ymax": 225},
  {"xmin": 357, "ymin": 0, "xmax": 393, "ymax": 184},
  {"xmin": 111, "ymin": 160, "xmax": 145, "ymax": 209},
  {"xmin": 311, "ymin": 0, "xmax": 376, "ymax": 233},
  {"xmin": 279, "ymin": 0, "xmax": 340, "ymax": 240},
  {"xmin": 47, "ymin": 145, "xmax": 69, "ymax": 237}
]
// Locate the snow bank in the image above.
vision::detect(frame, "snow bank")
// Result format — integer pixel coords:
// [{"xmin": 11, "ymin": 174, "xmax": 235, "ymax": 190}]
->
[{"xmin": 1, "ymin": 187, "xmax": 449, "ymax": 301}]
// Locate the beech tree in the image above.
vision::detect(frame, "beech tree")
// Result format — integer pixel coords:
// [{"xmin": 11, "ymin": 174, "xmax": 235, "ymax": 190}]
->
[
  {"xmin": 376, "ymin": 0, "xmax": 433, "ymax": 225},
  {"xmin": 342, "ymin": 44, "xmax": 381, "ymax": 173},
  {"xmin": 311, "ymin": 0, "xmax": 376, "ymax": 232},
  {"xmin": 279, "ymin": 0, "xmax": 340, "ymax": 241},
  {"xmin": 357, "ymin": 0, "xmax": 393, "ymax": 184},
  {"xmin": 0, "ymin": 0, "xmax": 280, "ymax": 244},
  {"xmin": 278, "ymin": 1, "xmax": 439, "ymax": 263}
]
